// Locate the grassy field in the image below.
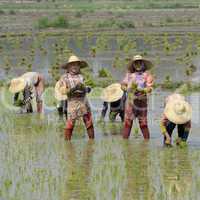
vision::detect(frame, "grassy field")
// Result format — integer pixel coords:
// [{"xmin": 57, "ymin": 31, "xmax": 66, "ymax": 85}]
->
[{"xmin": 0, "ymin": 0, "xmax": 200, "ymax": 34}]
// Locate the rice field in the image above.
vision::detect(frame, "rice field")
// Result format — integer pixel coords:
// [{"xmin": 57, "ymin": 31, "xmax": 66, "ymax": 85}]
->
[{"xmin": 1, "ymin": 1, "xmax": 200, "ymax": 199}]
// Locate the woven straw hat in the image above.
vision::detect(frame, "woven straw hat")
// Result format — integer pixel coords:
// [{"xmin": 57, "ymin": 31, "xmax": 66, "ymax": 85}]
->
[
  {"xmin": 9, "ymin": 77, "xmax": 26, "ymax": 93},
  {"xmin": 164, "ymin": 99, "xmax": 192, "ymax": 124},
  {"xmin": 54, "ymin": 80, "xmax": 68, "ymax": 101},
  {"xmin": 101, "ymin": 83, "xmax": 123, "ymax": 103},
  {"xmin": 61, "ymin": 55, "xmax": 88, "ymax": 69},
  {"xmin": 131, "ymin": 55, "xmax": 153, "ymax": 70}
]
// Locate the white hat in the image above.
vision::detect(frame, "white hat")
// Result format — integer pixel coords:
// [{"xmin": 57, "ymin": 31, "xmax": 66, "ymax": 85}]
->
[
  {"xmin": 54, "ymin": 81, "xmax": 68, "ymax": 101},
  {"xmin": 61, "ymin": 55, "xmax": 88, "ymax": 69},
  {"xmin": 9, "ymin": 77, "xmax": 26, "ymax": 93},
  {"xmin": 101, "ymin": 83, "xmax": 123, "ymax": 103},
  {"xmin": 131, "ymin": 55, "xmax": 153, "ymax": 70},
  {"xmin": 164, "ymin": 99, "xmax": 192, "ymax": 124}
]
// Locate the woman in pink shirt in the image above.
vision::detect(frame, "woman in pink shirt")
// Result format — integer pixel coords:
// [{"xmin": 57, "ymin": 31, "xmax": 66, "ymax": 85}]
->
[{"xmin": 121, "ymin": 55, "xmax": 154, "ymax": 139}]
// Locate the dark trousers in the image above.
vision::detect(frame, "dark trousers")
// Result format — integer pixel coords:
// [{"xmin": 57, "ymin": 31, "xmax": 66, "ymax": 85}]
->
[
  {"xmin": 109, "ymin": 110, "xmax": 124, "ymax": 122},
  {"xmin": 164, "ymin": 120, "xmax": 191, "ymax": 142}
]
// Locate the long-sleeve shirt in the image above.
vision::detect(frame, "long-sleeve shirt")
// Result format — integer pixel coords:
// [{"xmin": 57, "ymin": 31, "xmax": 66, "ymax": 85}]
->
[
  {"xmin": 59, "ymin": 72, "xmax": 91, "ymax": 120},
  {"xmin": 122, "ymin": 71, "xmax": 154, "ymax": 92},
  {"xmin": 21, "ymin": 72, "xmax": 44, "ymax": 102},
  {"xmin": 14, "ymin": 72, "xmax": 44, "ymax": 105}
]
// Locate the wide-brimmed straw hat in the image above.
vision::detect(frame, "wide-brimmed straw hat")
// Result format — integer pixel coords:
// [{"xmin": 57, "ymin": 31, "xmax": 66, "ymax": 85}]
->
[
  {"xmin": 54, "ymin": 81, "xmax": 68, "ymax": 101},
  {"xmin": 165, "ymin": 93, "xmax": 185, "ymax": 105},
  {"xmin": 130, "ymin": 55, "xmax": 153, "ymax": 70},
  {"xmin": 61, "ymin": 55, "xmax": 88, "ymax": 69},
  {"xmin": 9, "ymin": 77, "xmax": 26, "ymax": 93},
  {"xmin": 101, "ymin": 83, "xmax": 124, "ymax": 103},
  {"xmin": 164, "ymin": 99, "xmax": 192, "ymax": 124}
]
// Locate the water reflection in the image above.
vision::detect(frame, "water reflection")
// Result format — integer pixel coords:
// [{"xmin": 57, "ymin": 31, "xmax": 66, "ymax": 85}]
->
[
  {"xmin": 160, "ymin": 147, "xmax": 193, "ymax": 200},
  {"xmin": 122, "ymin": 141, "xmax": 151, "ymax": 200},
  {"xmin": 64, "ymin": 141, "xmax": 95, "ymax": 199}
]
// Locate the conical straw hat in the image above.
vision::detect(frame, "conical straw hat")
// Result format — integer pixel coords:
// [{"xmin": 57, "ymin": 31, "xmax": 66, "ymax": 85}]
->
[
  {"xmin": 164, "ymin": 99, "xmax": 192, "ymax": 124},
  {"xmin": 101, "ymin": 83, "xmax": 123, "ymax": 103},
  {"xmin": 165, "ymin": 93, "xmax": 185, "ymax": 104},
  {"xmin": 54, "ymin": 81, "xmax": 68, "ymax": 101},
  {"xmin": 131, "ymin": 55, "xmax": 153, "ymax": 70},
  {"xmin": 9, "ymin": 77, "xmax": 26, "ymax": 93},
  {"xmin": 61, "ymin": 55, "xmax": 88, "ymax": 69}
]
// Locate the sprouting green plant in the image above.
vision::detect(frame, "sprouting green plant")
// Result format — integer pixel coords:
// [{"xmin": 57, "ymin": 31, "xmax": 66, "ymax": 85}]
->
[{"xmin": 98, "ymin": 68, "xmax": 111, "ymax": 78}]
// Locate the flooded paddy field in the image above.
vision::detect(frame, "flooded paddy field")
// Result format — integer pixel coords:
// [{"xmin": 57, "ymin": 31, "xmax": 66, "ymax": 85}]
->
[
  {"xmin": 1, "ymin": 87, "xmax": 200, "ymax": 199},
  {"xmin": 1, "ymin": 1, "xmax": 200, "ymax": 199}
]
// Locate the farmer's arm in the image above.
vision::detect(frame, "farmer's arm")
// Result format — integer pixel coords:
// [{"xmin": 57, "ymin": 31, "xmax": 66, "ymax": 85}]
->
[
  {"xmin": 35, "ymin": 75, "xmax": 45, "ymax": 113},
  {"xmin": 121, "ymin": 72, "xmax": 130, "ymax": 91},
  {"xmin": 145, "ymin": 73, "xmax": 154, "ymax": 93},
  {"xmin": 160, "ymin": 114, "xmax": 171, "ymax": 143}
]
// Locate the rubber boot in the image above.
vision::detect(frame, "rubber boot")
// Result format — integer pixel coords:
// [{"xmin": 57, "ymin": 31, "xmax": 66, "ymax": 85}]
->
[
  {"xmin": 87, "ymin": 125, "xmax": 95, "ymax": 139},
  {"xmin": 64, "ymin": 128, "xmax": 73, "ymax": 140},
  {"xmin": 122, "ymin": 119, "xmax": 133, "ymax": 139},
  {"xmin": 140, "ymin": 126, "xmax": 150, "ymax": 140}
]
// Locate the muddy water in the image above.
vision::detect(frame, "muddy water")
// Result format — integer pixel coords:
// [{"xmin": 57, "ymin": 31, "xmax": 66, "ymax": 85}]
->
[
  {"xmin": 1, "ymin": 34, "xmax": 200, "ymax": 199},
  {"xmin": 0, "ymin": 89, "xmax": 200, "ymax": 199}
]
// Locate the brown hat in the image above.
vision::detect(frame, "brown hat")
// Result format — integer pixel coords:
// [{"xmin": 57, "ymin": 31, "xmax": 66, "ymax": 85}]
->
[
  {"xmin": 129, "ymin": 55, "xmax": 153, "ymax": 71},
  {"xmin": 61, "ymin": 55, "xmax": 88, "ymax": 69}
]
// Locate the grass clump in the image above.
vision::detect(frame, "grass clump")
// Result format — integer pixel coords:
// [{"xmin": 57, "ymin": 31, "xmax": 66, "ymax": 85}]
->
[
  {"xmin": 98, "ymin": 68, "xmax": 111, "ymax": 78},
  {"xmin": 37, "ymin": 15, "xmax": 69, "ymax": 29}
]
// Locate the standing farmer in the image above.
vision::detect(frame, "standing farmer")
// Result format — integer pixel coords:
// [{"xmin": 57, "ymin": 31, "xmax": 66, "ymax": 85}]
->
[
  {"xmin": 9, "ymin": 72, "xmax": 45, "ymax": 113},
  {"xmin": 58, "ymin": 55, "xmax": 94, "ymax": 140},
  {"xmin": 160, "ymin": 93, "xmax": 192, "ymax": 146},
  {"xmin": 121, "ymin": 55, "xmax": 154, "ymax": 139}
]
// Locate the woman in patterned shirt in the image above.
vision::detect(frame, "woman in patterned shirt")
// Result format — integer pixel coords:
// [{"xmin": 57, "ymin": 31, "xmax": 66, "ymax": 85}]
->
[
  {"xmin": 121, "ymin": 55, "xmax": 154, "ymax": 139},
  {"xmin": 58, "ymin": 55, "xmax": 94, "ymax": 140}
]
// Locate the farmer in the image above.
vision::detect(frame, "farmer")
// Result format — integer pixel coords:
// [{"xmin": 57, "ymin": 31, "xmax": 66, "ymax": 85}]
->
[
  {"xmin": 100, "ymin": 83, "xmax": 126, "ymax": 122},
  {"xmin": 121, "ymin": 55, "xmax": 154, "ymax": 139},
  {"xmin": 55, "ymin": 80, "xmax": 68, "ymax": 119},
  {"xmin": 9, "ymin": 72, "xmax": 45, "ymax": 113},
  {"xmin": 58, "ymin": 55, "xmax": 94, "ymax": 140},
  {"xmin": 160, "ymin": 93, "xmax": 192, "ymax": 146}
]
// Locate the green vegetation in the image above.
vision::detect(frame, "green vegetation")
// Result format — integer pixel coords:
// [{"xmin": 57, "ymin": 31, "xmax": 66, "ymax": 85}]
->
[{"xmin": 38, "ymin": 16, "xmax": 69, "ymax": 29}]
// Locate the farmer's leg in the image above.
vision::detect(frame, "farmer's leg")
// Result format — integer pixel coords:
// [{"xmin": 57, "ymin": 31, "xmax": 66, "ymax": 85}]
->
[
  {"xmin": 57, "ymin": 101, "xmax": 64, "ymax": 117},
  {"xmin": 35, "ymin": 77, "xmax": 44, "ymax": 113},
  {"xmin": 119, "ymin": 110, "xmax": 125, "ymax": 122},
  {"xmin": 164, "ymin": 121, "xmax": 176, "ymax": 143},
  {"xmin": 65, "ymin": 119, "xmax": 76, "ymax": 140},
  {"xmin": 177, "ymin": 121, "xmax": 191, "ymax": 142},
  {"xmin": 26, "ymin": 102, "xmax": 33, "ymax": 113},
  {"xmin": 36, "ymin": 90, "xmax": 43, "ymax": 113},
  {"xmin": 137, "ymin": 97, "xmax": 150, "ymax": 139},
  {"xmin": 122, "ymin": 102, "xmax": 134, "ymax": 139},
  {"xmin": 138, "ymin": 116, "xmax": 150, "ymax": 139},
  {"xmin": 63, "ymin": 100, "xmax": 68, "ymax": 119},
  {"xmin": 83, "ymin": 112, "xmax": 95, "ymax": 139}
]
